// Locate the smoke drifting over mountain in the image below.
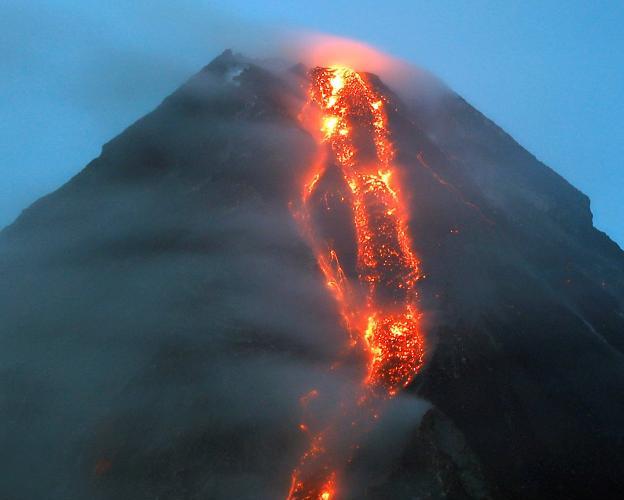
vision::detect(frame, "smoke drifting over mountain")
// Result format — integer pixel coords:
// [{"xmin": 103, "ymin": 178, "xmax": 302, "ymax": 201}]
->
[
  {"xmin": 1, "ymin": 0, "xmax": 439, "ymax": 223},
  {"xmin": 2, "ymin": 28, "xmax": 624, "ymax": 500}
]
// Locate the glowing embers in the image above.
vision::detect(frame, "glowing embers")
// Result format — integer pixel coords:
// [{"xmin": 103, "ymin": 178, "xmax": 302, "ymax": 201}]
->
[
  {"xmin": 306, "ymin": 66, "xmax": 424, "ymax": 392},
  {"xmin": 287, "ymin": 65, "xmax": 426, "ymax": 499},
  {"xmin": 288, "ymin": 467, "xmax": 337, "ymax": 500},
  {"xmin": 363, "ymin": 308, "xmax": 424, "ymax": 394}
]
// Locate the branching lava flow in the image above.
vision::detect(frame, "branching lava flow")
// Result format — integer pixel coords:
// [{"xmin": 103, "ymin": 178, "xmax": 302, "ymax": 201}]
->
[{"xmin": 288, "ymin": 66, "xmax": 426, "ymax": 499}]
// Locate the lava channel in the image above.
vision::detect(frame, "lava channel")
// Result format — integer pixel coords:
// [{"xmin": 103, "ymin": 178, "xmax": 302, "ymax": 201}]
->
[{"xmin": 287, "ymin": 66, "xmax": 426, "ymax": 500}]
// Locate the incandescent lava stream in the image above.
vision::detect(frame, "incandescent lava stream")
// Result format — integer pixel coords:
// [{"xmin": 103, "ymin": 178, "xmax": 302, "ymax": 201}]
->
[{"xmin": 287, "ymin": 66, "xmax": 426, "ymax": 500}]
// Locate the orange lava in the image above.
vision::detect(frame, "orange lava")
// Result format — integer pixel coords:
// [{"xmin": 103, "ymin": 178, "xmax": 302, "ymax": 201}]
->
[{"xmin": 287, "ymin": 66, "xmax": 426, "ymax": 499}]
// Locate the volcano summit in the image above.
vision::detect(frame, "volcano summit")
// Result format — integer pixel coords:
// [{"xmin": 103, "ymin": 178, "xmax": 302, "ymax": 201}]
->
[{"xmin": 1, "ymin": 50, "xmax": 623, "ymax": 500}]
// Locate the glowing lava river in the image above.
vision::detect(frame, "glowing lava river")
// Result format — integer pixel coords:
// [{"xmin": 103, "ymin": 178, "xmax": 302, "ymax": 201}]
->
[{"xmin": 287, "ymin": 66, "xmax": 426, "ymax": 499}]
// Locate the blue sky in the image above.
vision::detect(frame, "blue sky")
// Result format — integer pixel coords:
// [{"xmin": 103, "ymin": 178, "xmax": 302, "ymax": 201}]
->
[{"xmin": 1, "ymin": 0, "xmax": 623, "ymax": 245}]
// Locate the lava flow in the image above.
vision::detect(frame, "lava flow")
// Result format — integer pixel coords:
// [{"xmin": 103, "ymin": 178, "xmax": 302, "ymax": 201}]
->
[{"xmin": 287, "ymin": 66, "xmax": 426, "ymax": 499}]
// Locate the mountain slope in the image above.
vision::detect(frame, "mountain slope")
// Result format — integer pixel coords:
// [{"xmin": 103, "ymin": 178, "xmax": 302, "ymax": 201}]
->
[{"xmin": 1, "ymin": 50, "xmax": 623, "ymax": 500}]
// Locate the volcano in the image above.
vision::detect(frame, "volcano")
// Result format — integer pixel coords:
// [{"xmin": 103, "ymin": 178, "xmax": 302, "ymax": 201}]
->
[{"xmin": 1, "ymin": 49, "xmax": 624, "ymax": 500}]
